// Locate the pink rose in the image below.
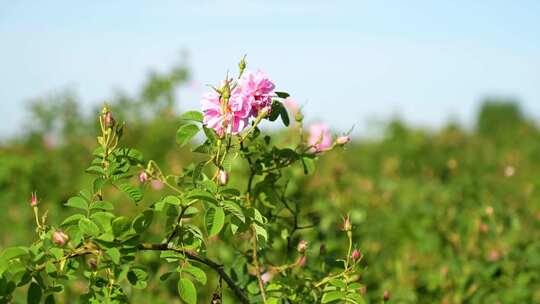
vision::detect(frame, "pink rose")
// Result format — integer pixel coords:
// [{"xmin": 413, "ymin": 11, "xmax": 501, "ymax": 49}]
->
[
  {"xmin": 201, "ymin": 89, "xmax": 251, "ymax": 135},
  {"xmin": 236, "ymin": 70, "xmax": 275, "ymax": 117},
  {"xmin": 308, "ymin": 123, "xmax": 332, "ymax": 153}
]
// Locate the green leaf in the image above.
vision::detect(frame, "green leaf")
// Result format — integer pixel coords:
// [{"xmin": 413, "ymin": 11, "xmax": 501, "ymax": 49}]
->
[
  {"xmin": 164, "ymin": 195, "xmax": 182, "ymax": 206},
  {"xmin": 78, "ymin": 218, "xmax": 100, "ymax": 237},
  {"xmin": 178, "ymin": 278, "xmax": 197, "ymax": 304},
  {"xmin": 118, "ymin": 183, "xmax": 142, "ymax": 202},
  {"xmin": 1, "ymin": 247, "xmax": 28, "ymax": 260},
  {"xmin": 127, "ymin": 267, "xmax": 148, "ymax": 289},
  {"xmin": 205, "ymin": 207, "xmax": 225, "ymax": 237},
  {"xmin": 27, "ymin": 282, "xmax": 42, "ymax": 304},
  {"xmin": 275, "ymin": 91, "xmax": 290, "ymax": 98},
  {"xmin": 90, "ymin": 200, "xmax": 114, "ymax": 210},
  {"xmin": 179, "ymin": 111, "xmax": 203, "ymax": 123},
  {"xmin": 61, "ymin": 214, "xmax": 85, "ymax": 228},
  {"xmin": 106, "ymin": 248, "xmax": 121, "ymax": 264},
  {"xmin": 321, "ymin": 290, "xmax": 347, "ymax": 303},
  {"xmin": 176, "ymin": 124, "xmax": 200, "ymax": 147},
  {"xmin": 112, "ymin": 216, "xmax": 131, "ymax": 238},
  {"xmin": 223, "ymin": 200, "xmax": 245, "ymax": 223},
  {"xmin": 132, "ymin": 210, "xmax": 154, "ymax": 233},
  {"xmin": 180, "ymin": 265, "xmax": 207, "ymax": 284},
  {"xmin": 280, "ymin": 103, "xmax": 290, "ymax": 126},
  {"xmin": 186, "ymin": 190, "xmax": 217, "ymax": 204},
  {"xmin": 253, "ymin": 223, "xmax": 268, "ymax": 242},
  {"xmin": 65, "ymin": 196, "xmax": 88, "ymax": 210}
]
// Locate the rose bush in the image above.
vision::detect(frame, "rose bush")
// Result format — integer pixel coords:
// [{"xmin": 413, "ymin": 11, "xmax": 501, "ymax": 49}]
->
[{"xmin": 0, "ymin": 58, "xmax": 360, "ymax": 304}]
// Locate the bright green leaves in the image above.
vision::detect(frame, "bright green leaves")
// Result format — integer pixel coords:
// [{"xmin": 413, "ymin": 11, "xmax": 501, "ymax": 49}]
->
[
  {"xmin": 205, "ymin": 207, "xmax": 225, "ymax": 237},
  {"xmin": 269, "ymin": 101, "xmax": 290, "ymax": 127},
  {"xmin": 222, "ymin": 200, "xmax": 245, "ymax": 223},
  {"xmin": 79, "ymin": 218, "xmax": 100, "ymax": 237},
  {"xmin": 177, "ymin": 278, "xmax": 197, "ymax": 304},
  {"xmin": 321, "ymin": 290, "xmax": 347, "ymax": 303},
  {"xmin": 179, "ymin": 265, "xmax": 207, "ymax": 285},
  {"xmin": 127, "ymin": 267, "xmax": 149, "ymax": 289},
  {"xmin": 90, "ymin": 200, "xmax": 114, "ymax": 211},
  {"xmin": 176, "ymin": 124, "xmax": 200, "ymax": 147},
  {"xmin": 132, "ymin": 210, "xmax": 153, "ymax": 234},
  {"xmin": 27, "ymin": 282, "xmax": 42, "ymax": 304},
  {"xmin": 112, "ymin": 216, "xmax": 132, "ymax": 238},
  {"xmin": 118, "ymin": 183, "xmax": 142, "ymax": 203},
  {"xmin": 179, "ymin": 111, "xmax": 203, "ymax": 123},
  {"xmin": 1, "ymin": 247, "xmax": 29, "ymax": 261},
  {"xmin": 65, "ymin": 196, "xmax": 88, "ymax": 211}
]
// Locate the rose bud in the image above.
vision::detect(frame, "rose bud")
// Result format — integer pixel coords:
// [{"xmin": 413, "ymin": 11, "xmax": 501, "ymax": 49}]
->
[
  {"xmin": 297, "ymin": 240, "xmax": 308, "ymax": 253},
  {"xmin": 103, "ymin": 111, "xmax": 115, "ymax": 128},
  {"xmin": 297, "ymin": 255, "xmax": 307, "ymax": 267},
  {"xmin": 336, "ymin": 135, "xmax": 350, "ymax": 145},
  {"xmin": 351, "ymin": 248, "xmax": 361, "ymax": 262},
  {"xmin": 30, "ymin": 192, "xmax": 38, "ymax": 207},
  {"xmin": 383, "ymin": 290, "xmax": 391, "ymax": 302},
  {"xmin": 52, "ymin": 230, "xmax": 69, "ymax": 246},
  {"xmin": 218, "ymin": 170, "xmax": 229, "ymax": 186},
  {"xmin": 139, "ymin": 170, "xmax": 148, "ymax": 183},
  {"xmin": 261, "ymin": 271, "xmax": 273, "ymax": 284},
  {"xmin": 343, "ymin": 216, "xmax": 352, "ymax": 232}
]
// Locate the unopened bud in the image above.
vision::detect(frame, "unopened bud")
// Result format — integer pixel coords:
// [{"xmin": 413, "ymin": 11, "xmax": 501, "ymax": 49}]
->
[
  {"xmin": 139, "ymin": 170, "xmax": 148, "ymax": 183},
  {"xmin": 383, "ymin": 290, "xmax": 390, "ymax": 302},
  {"xmin": 351, "ymin": 248, "xmax": 361, "ymax": 261},
  {"xmin": 238, "ymin": 56, "xmax": 247, "ymax": 75},
  {"xmin": 295, "ymin": 110, "xmax": 304, "ymax": 123},
  {"xmin": 30, "ymin": 192, "xmax": 38, "ymax": 207},
  {"xmin": 297, "ymin": 255, "xmax": 307, "ymax": 267},
  {"xmin": 52, "ymin": 230, "xmax": 69, "ymax": 246},
  {"xmin": 218, "ymin": 170, "xmax": 229, "ymax": 186},
  {"xmin": 343, "ymin": 216, "xmax": 352, "ymax": 232},
  {"xmin": 297, "ymin": 240, "xmax": 308, "ymax": 253},
  {"xmin": 261, "ymin": 271, "xmax": 272, "ymax": 284},
  {"xmin": 104, "ymin": 111, "xmax": 115, "ymax": 128},
  {"xmin": 336, "ymin": 135, "xmax": 350, "ymax": 145}
]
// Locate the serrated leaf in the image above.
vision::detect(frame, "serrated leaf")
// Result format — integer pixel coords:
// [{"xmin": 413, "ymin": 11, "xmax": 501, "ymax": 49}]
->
[
  {"xmin": 164, "ymin": 195, "xmax": 182, "ymax": 206},
  {"xmin": 223, "ymin": 201, "xmax": 245, "ymax": 223},
  {"xmin": 180, "ymin": 265, "xmax": 207, "ymax": 284},
  {"xmin": 179, "ymin": 111, "xmax": 203, "ymax": 122},
  {"xmin": 132, "ymin": 210, "xmax": 153, "ymax": 233},
  {"xmin": 107, "ymin": 248, "xmax": 121, "ymax": 264},
  {"xmin": 79, "ymin": 218, "xmax": 100, "ymax": 237},
  {"xmin": 205, "ymin": 207, "xmax": 225, "ymax": 237},
  {"xmin": 1, "ymin": 247, "xmax": 28, "ymax": 260},
  {"xmin": 127, "ymin": 267, "xmax": 148, "ymax": 289},
  {"xmin": 186, "ymin": 190, "xmax": 217, "ymax": 204},
  {"xmin": 176, "ymin": 124, "xmax": 200, "ymax": 147},
  {"xmin": 27, "ymin": 282, "xmax": 42, "ymax": 304},
  {"xmin": 112, "ymin": 216, "xmax": 131, "ymax": 238},
  {"xmin": 253, "ymin": 223, "xmax": 268, "ymax": 242},
  {"xmin": 60, "ymin": 214, "xmax": 85, "ymax": 229},
  {"xmin": 118, "ymin": 183, "xmax": 142, "ymax": 202},
  {"xmin": 178, "ymin": 278, "xmax": 197, "ymax": 304},
  {"xmin": 90, "ymin": 200, "xmax": 114, "ymax": 210},
  {"xmin": 322, "ymin": 290, "xmax": 347, "ymax": 303},
  {"xmin": 65, "ymin": 196, "xmax": 88, "ymax": 210}
]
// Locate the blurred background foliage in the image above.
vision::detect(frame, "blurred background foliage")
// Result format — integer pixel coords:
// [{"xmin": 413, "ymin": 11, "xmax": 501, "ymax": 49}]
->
[{"xmin": 1, "ymin": 60, "xmax": 540, "ymax": 303}]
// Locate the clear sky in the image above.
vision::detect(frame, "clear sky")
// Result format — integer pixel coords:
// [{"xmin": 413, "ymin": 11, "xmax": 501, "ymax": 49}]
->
[{"xmin": 1, "ymin": 1, "xmax": 539, "ymax": 137}]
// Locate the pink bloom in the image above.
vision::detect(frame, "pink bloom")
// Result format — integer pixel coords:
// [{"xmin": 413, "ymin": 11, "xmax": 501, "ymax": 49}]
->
[
  {"xmin": 261, "ymin": 271, "xmax": 273, "ymax": 284},
  {"xmin": 336, "ymin": 135, "xmax": 350, "ymax": 145},
  {"xmin": 138, "ymin": 171, "xmax": 148, "ymax": 183},
  {"xmin": 351, "ymin": 248, "xmax": 361, "ymax": 261},
  {"xmin": 201, "ymin": 89, "xmax": 251, "ymax": 135},
  {"xmin": 151, "ymin": 180, "xmax": 164, "ymax": 191},
  {"xmin": 297, "ymin": 240, "xmax": 308, "ymax": 253},
  {"xmin": 297, "ymin": 255, "xmax": 307, "ymax": 267},
  {"xmin": 218, "ymin": 170, "xmax": 229, "ymax": 186},
  {"xmin": 30, "ymin": 192, "xmax": 38, "ymax": 207},
  {"xmin": 52, "ymin": 230, "xmax": 69, "ymax": 246},
  {"xmin": 308, "ymin": 123, "xmax": 332, "ymax": 153},
  {"xmin": 342, "ymin": 216, "xmax": 352, "ymax": 231},
  {"xmin": 236, "ymin": 70, "xmax": 275, "ymax": 117}
]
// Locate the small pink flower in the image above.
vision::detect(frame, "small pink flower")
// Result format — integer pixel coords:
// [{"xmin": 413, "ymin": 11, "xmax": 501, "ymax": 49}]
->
[
  {"xmin": 297, "ymin": 240, "xmax": 308, "ymax": 253},
  {"xmin": 261, "ymin": 271, "xmax": 273, "ymax": 284},
  {"xmin": 138, "ymin": 171, "xmax": 148, "ymax": 183},
  {"xmin": 151, "ymin": 180, "xmax": 164, "ymax": 191},
  {"xmin": 383, "ymin": 290, "xmax": 391, "ymax": 302},
  {"xmin": 52, "ymin": 230, "xmax": 69, "ymax": 246},
  {"xmin": 104, "ymin": 111, "xmax": 115, "ymax": 128},
  {"xmin": 351, "ymin": 248, "xmax": 361, "ymax": 261},
  {"xmin": 343, "ymin": 216, "xmax": 352, "ymax": 232},
  {"xmin": 336, "ymin": 135, "xmax": 350, "ymax": 145},
  {"xmin": 201, "ymin": 88, "xmax": 251, "ymax": 135},
  {"xmin": 218, "ymin": 170, "xmax": 229, "ymax": 186},
  {"xmin": 297, "ymin": 255, "xmax": 307, "ymax": 267},
  {"xmin": 308, "ymin": 123, "xmax": 332, "ymax": 153},
  {"xmin": 237, "ymin": 70, "xmax": 275, "ymax": 116},
  {"xmin": 283, "ymin": 97, "xmax": 299, "ymax": 117},
  {"xmin": 30, "ymin": 192, "xmax": 38, "ymax": 207}
]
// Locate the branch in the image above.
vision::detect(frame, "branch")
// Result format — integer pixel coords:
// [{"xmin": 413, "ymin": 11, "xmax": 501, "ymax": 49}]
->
[{"xmin": 137, "ymin": 243, "xmax": 249, "ymax": 304}]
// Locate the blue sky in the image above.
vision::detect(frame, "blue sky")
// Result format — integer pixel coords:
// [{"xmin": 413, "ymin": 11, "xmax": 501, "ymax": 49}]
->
[{"xmin": 1, "ymin": 1, "xmax": 539, "ymax": 137}]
